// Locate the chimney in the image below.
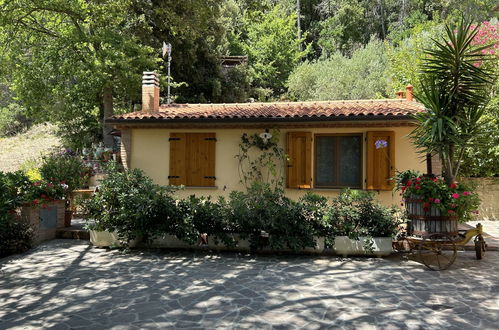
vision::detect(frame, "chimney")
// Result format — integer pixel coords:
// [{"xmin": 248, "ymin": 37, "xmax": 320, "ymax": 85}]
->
[
  {"xmin": 396, "ymin": 90, "xmax": 404, "ymax": 99},
  {"xmin": 142, "ymin": 71, "xmax": 160, "ymax": 112},
  {"xmin": 405, "ymin": 84, "xmax": 413, "ymax": 101}
]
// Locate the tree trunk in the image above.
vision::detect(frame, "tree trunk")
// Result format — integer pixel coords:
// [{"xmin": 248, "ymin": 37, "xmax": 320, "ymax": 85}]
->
[{"xmin": 102, "ymin": 85, "xmax": 114, "ymax": 148}]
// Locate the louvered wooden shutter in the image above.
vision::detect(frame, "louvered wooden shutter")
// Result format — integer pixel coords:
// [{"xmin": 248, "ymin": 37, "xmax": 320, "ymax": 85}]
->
[
  {"xmin": 186, "ymin": 133, "xmax": 216, "ymax": 187},
  {"xmin": 169, "ymin": 133, "xmax": 187, "ymax": 185},
  {"xmin": 366, "ymin": 131, "xmax": 395, "ymax": 190},
  {"xmin": 286, "ymin": 132, "xmax": 312, "ymax": 189}
]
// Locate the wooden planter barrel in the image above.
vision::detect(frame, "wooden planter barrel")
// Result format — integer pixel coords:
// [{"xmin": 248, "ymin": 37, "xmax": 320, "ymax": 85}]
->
[{"xmin": 405, "ymin": 196, "xmax": 458, "ymax": 238}]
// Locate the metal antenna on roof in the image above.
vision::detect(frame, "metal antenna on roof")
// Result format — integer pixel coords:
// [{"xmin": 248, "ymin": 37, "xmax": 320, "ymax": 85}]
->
[{"xmin": 162, "ymin": 42, "xmax": 172, "ymax": 104}]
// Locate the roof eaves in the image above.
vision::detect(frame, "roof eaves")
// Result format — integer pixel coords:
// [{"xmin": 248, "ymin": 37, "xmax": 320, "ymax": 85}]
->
[{"xmin": 106, "ymin": 114, "xmax": 416, "ymax": 124}]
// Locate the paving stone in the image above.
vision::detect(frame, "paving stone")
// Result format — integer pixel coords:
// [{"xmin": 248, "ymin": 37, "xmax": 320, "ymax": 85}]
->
[{"xmin": 1, "ymin": 239, "xmax": 499, "ymax": 329}]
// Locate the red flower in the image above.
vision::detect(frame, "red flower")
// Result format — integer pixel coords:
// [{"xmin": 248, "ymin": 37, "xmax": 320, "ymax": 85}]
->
[
  {"xmin": 452, "ymin": 193, "xmax": 459, "ymax": 199},
  {"xmin": 41, "ymin": 204, "xmax": 47, "ymax": 209},
  {"xmin": 406, "ymin": 180, "xmax": 412, "ymax": 186},
  {"xmin": 428, "ymin": 197, "xmax": 434, "ymax": 202},
  {"xmin": 401, "ymin": 186, "xmax": 406, "ymax": 191},
  {"xmin": 34, "ymin": 181, "xmax": 40, "ymax": 186},
  {"xmin": 416, "ymin": 177, "xmax": 422, "ymax": 182},
  {"xmin": 415, "ymin": 186, "xmax": 421, "ymax": 190},
  {"xmin": 34, "ymin": 199, "xmax": 40, "ymax": 204},
  {"xmin": 41, "ymin": 194, "xmax": 47, "ymax": 198},
  {"xmin": 48, "ymin": 183, "xmax": 54, "ymax": 188},
  {"xmin": 447, "ymin": 210, "xmax": 455, "ymax": 215},
  {"xmin": 450, "ymin": 183, "xmax": 457, "ymax": 189},
  {"xmin": 423, "ymin": 202, "xmax": 430, "ymax": 208},
  {"xmin": 432, "ymin": 177, "xmax": 438, "ymax": 182},
  {"xmin": 463, "ymin": 191, "xmax": 470, "ymax": 196}
]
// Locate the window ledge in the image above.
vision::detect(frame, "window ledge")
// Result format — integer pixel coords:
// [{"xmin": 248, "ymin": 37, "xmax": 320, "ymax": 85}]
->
[{"xmin": 310, "ymin": 188, "xmax": 363, "ymax": 192}]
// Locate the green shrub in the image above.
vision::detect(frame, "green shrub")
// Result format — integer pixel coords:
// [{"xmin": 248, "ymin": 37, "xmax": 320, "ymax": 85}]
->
[
  {"xmin": 39, "ymin": 149, "xmax": 89, "ymax": 194},
  {"xmin": 325, "ymin": 189, "xmax": 399, "ymax": 249},
  {"xmin": 181, "ymin": 196, "xmax": 236, "ymax": 247},
  {"xmin": 0, "ymin": 104, "xmax": 31, "ymax": 137},
  {"xmin": 0, "ymin": 171, "xmax": 30, "ymax": 213},
  {"xmin": 83, "ymin": 164, "xmax": 178, "ymax": 245},
  {"xmin": 0, "ymin": 213, "xmax": 33, "ymax": 258},
  {"xmin": 0, "ymin": 171, "xmax": 33, "ymax": 258},
  {"xmin": 226, "ymin": 183, "xmax": 322, "ymax": 251}
]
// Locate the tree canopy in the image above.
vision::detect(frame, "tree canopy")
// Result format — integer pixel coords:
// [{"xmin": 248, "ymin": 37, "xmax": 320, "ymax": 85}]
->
[{"xmin": 0, "ymin": 0, "xmax": 497, "ymax": 175}]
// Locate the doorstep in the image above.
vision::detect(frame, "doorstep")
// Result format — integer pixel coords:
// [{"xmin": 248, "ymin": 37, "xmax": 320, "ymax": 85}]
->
[{"xmin": 56, "ymin": 218, "xmax": 89, "ymax": 240}]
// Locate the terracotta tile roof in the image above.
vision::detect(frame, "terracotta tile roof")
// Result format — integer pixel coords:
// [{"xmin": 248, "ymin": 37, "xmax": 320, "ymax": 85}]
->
[{"xmin": 108, "ymin": 99, "xmax": 424, "ymax": 122}]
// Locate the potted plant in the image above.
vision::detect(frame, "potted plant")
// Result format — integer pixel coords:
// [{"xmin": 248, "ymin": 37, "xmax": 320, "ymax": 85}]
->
[
  {"xmin": 326, "ymin": 189, "xmax": 399, "ymax": 256},
  {"xmin": 395, "ymin": 171, "xmax": 480, "ymax": 237},
  {"xmin": 39, "ymin": 149, "xmax": 89, "ymax": 226}
]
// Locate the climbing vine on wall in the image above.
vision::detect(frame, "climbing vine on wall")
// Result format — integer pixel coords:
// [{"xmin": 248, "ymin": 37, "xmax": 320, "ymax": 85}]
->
[{"xmin": 235, "ymin": 129, "xmax": 286, "ymax": 190}]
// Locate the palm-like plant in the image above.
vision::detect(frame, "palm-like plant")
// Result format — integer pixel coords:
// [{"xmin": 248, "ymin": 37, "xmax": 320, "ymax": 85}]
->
[{"xmin": 412, "ymin": 19, "xmax": 496, "ymax": 184}]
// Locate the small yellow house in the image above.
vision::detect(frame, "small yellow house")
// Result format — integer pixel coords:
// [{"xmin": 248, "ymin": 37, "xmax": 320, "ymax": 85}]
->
[{"xmin": 108, "ymin": 72, "xmax": 434, "ymax": 206}]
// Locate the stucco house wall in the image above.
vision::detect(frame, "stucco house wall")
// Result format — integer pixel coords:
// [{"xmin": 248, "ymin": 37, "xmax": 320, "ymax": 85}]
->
[{"xmin": 127, "ymin": 125, "xmax": 426, "ymax": 206}]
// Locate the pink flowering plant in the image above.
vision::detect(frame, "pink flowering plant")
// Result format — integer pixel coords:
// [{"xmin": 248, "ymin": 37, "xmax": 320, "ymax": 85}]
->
[
  {"xmin": 23, "ymin": 180, "xmax": 68, "ymax": 208},
  {"xmin": 395, "ymin": 171, "xmax": 480, "ymax": 222}
]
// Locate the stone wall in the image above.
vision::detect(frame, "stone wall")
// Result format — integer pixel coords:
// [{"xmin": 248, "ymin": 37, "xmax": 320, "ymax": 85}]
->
[
  {"xmin": 21, "ymin": 200, "xmax": 65, "ymax": 244},
  {"xmin": 465, "ymin": 178, "xmax": 499, "ymax": 221}
]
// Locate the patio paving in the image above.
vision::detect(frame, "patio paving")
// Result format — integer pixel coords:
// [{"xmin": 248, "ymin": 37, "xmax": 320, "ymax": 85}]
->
[{"xmin": 1, "ymin": 240, "xmax": 499, "ymax": 329}]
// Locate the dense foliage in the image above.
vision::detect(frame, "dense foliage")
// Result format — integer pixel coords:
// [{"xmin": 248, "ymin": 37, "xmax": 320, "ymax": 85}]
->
[
  {"xmin": 0, "ymin": 171, "xmax": 33, "ymax": 257},
  {"xmin": 0, "ymin": 0, "xmax": 497, "ymax": 175},
  {"xmin": 39, "ymin": 149, "xmax": 90, "ymax": 207},
  {"xmin": 84, "ymin": 167, "xmax": 399, "ymax": 250}
]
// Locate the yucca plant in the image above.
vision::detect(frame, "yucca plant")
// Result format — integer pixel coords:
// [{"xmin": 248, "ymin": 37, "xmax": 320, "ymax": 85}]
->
[{"xmin": 412, "ymin": 19, "xmax": 496, "ymax": 184}]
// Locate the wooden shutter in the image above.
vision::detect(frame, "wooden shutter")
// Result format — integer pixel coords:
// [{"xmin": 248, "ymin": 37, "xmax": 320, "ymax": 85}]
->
[
  {"xmin": 186, "ymin": 133, "xmax": 216, "ymax": 187},
  {"xmin": 366, "ymin": 131, "xmax": 395, "ymax": 190},
  {"xmin": 286, "ymin": 132, "xmax": 312, "ymax": 189},
  {"xmin": 169, "ymin": 133, "xmax": 187, "ymax": 185}
]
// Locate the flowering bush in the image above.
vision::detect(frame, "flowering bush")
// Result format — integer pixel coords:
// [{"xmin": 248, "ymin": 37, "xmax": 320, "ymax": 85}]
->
[
  {"xmin": 40, "ymin": 149, "xmax": 90, "ymax": 195},
  {"xmin": 395, "ymin": 171, "xmax": 480, "ymax": 222},
  {"xmin": 23, "ymin": 180, "xmax": 68, "ymax": 208}
]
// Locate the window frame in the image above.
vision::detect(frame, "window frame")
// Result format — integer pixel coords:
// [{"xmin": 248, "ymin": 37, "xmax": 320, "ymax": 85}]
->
[{"xmin": 313, "ymin": 133, "xmax": 363, "ymax": 189}]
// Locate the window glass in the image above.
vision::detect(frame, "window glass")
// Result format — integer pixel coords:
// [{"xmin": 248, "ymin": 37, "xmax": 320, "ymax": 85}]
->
[
  {"xmin": 315, "ymin": 136, "xmax": 336, "ymax": 187},
  {"xmin": 315, "ymin": 135, "xmax": 361, "ymax": 188},
  {"xmin": 339, "ymin": 136, "xmax": 361, "ymax": 186}
]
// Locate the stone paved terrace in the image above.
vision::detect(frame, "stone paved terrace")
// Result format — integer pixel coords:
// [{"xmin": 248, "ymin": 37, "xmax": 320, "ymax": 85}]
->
[{"xmin": 1, "ymin": 240, "xmax": 499, "ymax": 330}]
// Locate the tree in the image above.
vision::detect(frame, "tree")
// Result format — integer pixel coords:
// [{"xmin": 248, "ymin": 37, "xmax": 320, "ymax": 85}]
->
[
  {"xmin": 241, "ymin": 5, "xmax": 308, "ymax": 98},
  {"xmin": 411, "ymin": 19, "xmax": 496, "ymax": 184},
  {"xmin": 287, "ymin": 39, "xmax": 389, "ymax": 100},
  {"xmin": 0, "ymin": 0, "xmax": 157, "ymax": 148}
]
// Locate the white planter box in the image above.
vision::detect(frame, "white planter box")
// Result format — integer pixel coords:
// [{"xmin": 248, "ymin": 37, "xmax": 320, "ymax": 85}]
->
[
  {"xmin": 89, "ymin": 230, "xmax": 140, "ymax": 248},
  {"xmin": 333, "ymin": 236, "xmax": 393, "ymax": 257}
]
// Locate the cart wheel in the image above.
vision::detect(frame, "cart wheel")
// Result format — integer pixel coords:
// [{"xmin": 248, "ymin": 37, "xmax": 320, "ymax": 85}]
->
[
  {"xmin": 418, "ymin": 233, "xmax": 457, "ymax": 271},
  {"xmin": 474, "ymin": 235, "xmax": 486, "ymax": 260}
]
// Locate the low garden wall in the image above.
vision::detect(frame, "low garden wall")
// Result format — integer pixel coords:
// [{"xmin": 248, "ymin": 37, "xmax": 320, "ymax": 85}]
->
[
  {"xmin": 465, "ymin": 178, "xmax": 499, "ymax": 221},
  {"xmin": 20, "ymin": 200, "xmax": 65, "ymax": 244}
]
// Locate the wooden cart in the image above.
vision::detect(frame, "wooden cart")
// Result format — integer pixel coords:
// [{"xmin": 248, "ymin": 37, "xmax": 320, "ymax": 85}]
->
[{"xmin": 403, "ymin": 223, "xmax": 486, "ymax": 270}]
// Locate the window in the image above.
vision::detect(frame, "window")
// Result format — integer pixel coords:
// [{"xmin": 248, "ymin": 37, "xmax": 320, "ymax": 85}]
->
[
  {"xmin": 169, "ymin": 133, "xmax": 216, "ymax": 187},
  {"xmin": 314, "ymin": 134, "xmax": 362, "ymax": 189}
]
